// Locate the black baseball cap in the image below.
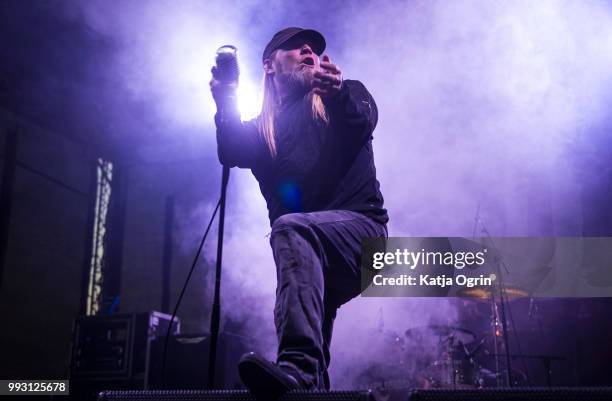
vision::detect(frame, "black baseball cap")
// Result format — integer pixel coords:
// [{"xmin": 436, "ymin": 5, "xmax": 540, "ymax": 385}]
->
[{"xmin": 262, "ymin": 27, "xmax": 326, "ymax": 62}]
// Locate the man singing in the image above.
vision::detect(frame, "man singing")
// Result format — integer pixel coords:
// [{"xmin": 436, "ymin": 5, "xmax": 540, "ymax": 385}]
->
[{"xmin": 210, "ymin": 27, "xmax": 388, "ymax": 394}]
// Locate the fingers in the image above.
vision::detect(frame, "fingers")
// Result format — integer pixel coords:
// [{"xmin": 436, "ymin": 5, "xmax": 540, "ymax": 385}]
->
[
  {"xmin": 312, "ymin": 55, "xmax": 342, "ymax": 98},
  {"xmin": 312, "ymin": 87, "xmax": 332, "ymax": 97},
  {"xmin": 312, "ymin": 87, "xmax": 325, "ymax": 96},
  {"xmin": 313, "ymin": 72, "xmax": 342, "ymax": 87},
  {"xmin": 210, "ymin": 66, "xmax": 219, "ymax": 88},
  {"xmin": 320, "ymin": 62, "xmax": 341, "ymax": 74},
  {"xmin": 210, "ymin": 65, "xmax": 237, "ymax": 102},
  {"xmin": 211, "ymin": 81, "xmax": 237, "ymax": 92},
  {"xmin": 313, "ymin": 54, "xmax": 342, "ymax": 96},
  {"xmin": 320, "ymin": 54, "xmax": 341, "ymax": 74},
  {"xmin": 312, "ymin": 85, "xmax": 339, "ymax": 98},
  {"xmin": 312, "ymin": 76, "xmax": 341, "ymax": 99},
  {"xmin": 210, "ymin": 66, "xmax": 237, "ymax": 90}
]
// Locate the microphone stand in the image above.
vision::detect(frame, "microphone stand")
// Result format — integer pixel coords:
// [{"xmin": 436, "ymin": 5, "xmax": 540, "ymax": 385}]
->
[
  {"xmin": 205, "ymin": 44, "xmax": 239, "ymax": 389},
  {"xmin": 207, "ymin": 97, "xmax": 234, "ymax": 389},
  {"xmin": 207, "ymin": 164, "xmax": 230, "ymax": 389}
]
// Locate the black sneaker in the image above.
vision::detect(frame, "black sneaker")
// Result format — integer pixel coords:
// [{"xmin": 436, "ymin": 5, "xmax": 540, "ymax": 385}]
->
[{"xmin": 238, "ymin": 352, "xmax": 307, "ymax": 397}]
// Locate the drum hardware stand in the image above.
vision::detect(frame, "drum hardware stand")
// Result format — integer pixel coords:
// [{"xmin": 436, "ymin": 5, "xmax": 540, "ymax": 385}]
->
[{"xmin": 476, "ymin": 220, "xmax": 514, "ymax": 387}]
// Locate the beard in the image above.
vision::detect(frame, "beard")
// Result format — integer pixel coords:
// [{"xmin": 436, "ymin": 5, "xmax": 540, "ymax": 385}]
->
[{"xmin": 283, "ymin": 64, "xmax": 315, "ymax": 95}]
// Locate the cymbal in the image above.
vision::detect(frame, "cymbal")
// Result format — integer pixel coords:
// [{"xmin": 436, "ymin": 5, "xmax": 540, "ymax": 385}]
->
[
  {"xmin": 406, "ymin": 325, "xmax": 476, "ymax": 344},
  {"xmin": 457, "ymin": 285, "xmax": 529, "ymax": 301}
]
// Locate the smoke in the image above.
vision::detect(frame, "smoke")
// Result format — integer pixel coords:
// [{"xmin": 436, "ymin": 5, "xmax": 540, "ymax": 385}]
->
[
  {"xmin": 328, "ymin": 0, "xmax": 612, "ymax": 385},
  {"xmin": 221, "ymin": 169, "xmax": 279, "ymax": 360},
  {"xmin": 65, "ymin": 0, "xmax": 612, "ymax": 389},
  {"xmin": 337, "ymin": 0, "xmax": 612, "ymax": 236},
  {"xmin": 67, "ymin": 0, "xmax": 283, "ymax": 129}
]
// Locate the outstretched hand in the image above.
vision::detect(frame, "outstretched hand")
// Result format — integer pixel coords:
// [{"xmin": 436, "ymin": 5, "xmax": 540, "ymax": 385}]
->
[{"xmin": 313, "ymin": 55, "xmax": 343, "ymax": 99}]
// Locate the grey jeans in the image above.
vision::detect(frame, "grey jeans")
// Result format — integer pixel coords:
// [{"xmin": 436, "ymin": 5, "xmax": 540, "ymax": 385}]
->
[{"xmin": 269, "ymin": 210, "xmax": 388, "ymax": 389}]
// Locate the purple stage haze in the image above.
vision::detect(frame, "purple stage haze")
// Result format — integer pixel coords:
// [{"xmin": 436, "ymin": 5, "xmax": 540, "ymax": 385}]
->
[{"xmin": 62, "ymin": 0, "xmax": 612, "ymax": 388}]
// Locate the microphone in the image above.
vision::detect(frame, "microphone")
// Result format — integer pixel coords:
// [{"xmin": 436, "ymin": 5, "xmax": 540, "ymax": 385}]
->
[{"xmin": 215, "ymin": 45, "xmax": 239, "ymax": 84}]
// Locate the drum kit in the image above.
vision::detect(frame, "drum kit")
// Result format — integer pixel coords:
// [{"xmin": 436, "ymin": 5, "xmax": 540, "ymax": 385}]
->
[
  {"xmin": 358, "ymin": 225, "xmax": 565, "ymax": 396},
  {"xmin": 356, "ymin": 284, "xmax": 564, "ymax": 396}
]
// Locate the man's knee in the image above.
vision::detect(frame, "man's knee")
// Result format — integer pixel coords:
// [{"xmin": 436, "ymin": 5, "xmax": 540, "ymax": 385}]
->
[
  {"xmin": 271, "ymin": 213, "xmax": 311, "ymax": 238},
  {"xmin": 270, "ymin": 213, "xmax": 323, "ymax": 264}
]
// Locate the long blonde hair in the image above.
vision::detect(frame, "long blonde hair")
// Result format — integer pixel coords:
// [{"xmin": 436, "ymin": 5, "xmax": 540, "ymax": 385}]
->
[{"xmin": 258, "ymin": 61, "xmax": 328, "ymax": 158}]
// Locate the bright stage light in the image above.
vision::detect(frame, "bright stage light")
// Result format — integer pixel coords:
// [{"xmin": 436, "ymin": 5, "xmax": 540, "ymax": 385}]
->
[{"xmin": 237, "ymin": 78, "xmax": 261, "ymax": 121}]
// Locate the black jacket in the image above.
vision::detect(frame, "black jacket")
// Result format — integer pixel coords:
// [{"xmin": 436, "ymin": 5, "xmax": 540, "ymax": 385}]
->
[{"xmin": 215, "ymin": 79, "xmax": 388, "ymax": 227}]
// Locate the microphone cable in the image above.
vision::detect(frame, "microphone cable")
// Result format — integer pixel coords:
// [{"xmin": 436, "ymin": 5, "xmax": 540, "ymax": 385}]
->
[{"xmin": 160, "ymin": 195, "xmax": 222, "ymax": 386}]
